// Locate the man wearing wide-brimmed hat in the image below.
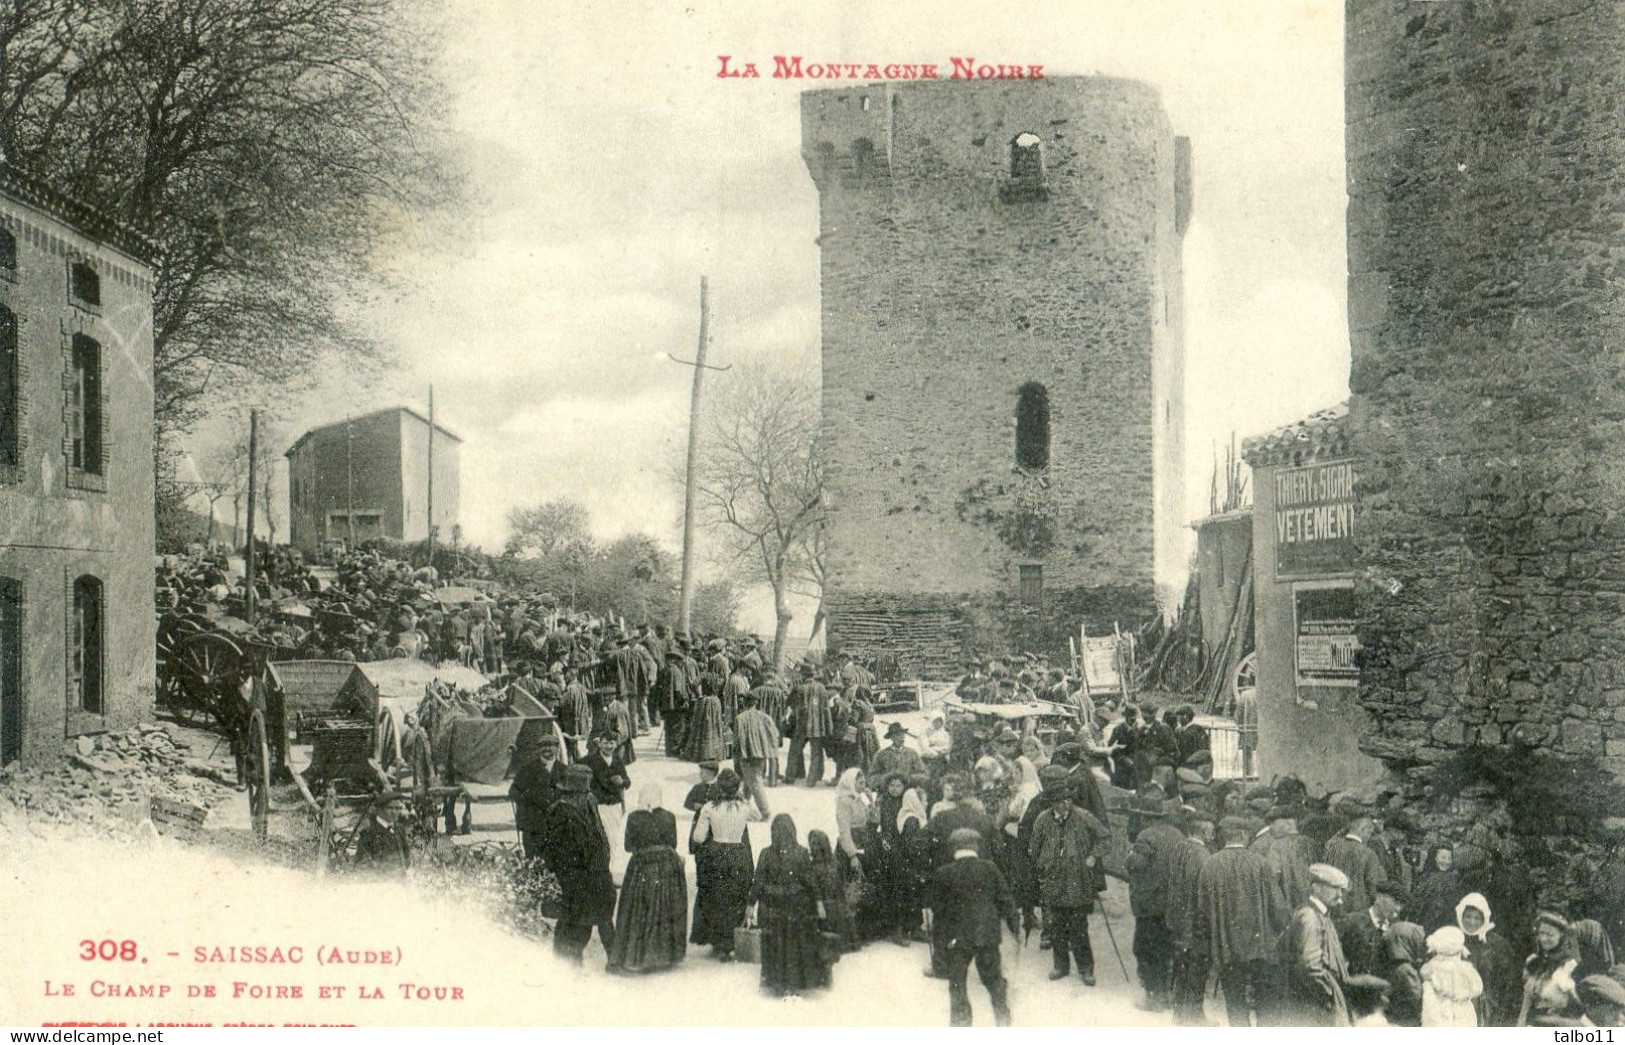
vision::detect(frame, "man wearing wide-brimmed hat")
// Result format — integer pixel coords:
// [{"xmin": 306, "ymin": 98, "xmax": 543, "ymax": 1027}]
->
[
  {"xmin": 1124, "ymin": 789, "xmax": 1183, "ymax": 1011},
  {"xmin": 1029, "ymin": 763, "xmax": 1110, "ymax": 986},
  {"xmin": 871, "ymin": 721, "xmax": 925, "ymax": 782}
]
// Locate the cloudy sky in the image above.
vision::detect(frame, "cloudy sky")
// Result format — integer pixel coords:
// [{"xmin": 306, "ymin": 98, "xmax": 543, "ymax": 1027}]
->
[{"xmin": 183, "ymin": 0, "xmax": 1350, "ymax": 631}]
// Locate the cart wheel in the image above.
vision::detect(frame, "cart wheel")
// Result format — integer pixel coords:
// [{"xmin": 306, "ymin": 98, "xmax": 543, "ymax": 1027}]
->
[
  {"xmin": 1231, "ymin": 652, "xmax": 1258, "ymax": 705},
  {"xmin": 245, "ymin": 708, "xmax": 272, "ymax": 842},
  {"xmin": 171, "ymin": 632, "xmax": 244, "ymax": 728}
]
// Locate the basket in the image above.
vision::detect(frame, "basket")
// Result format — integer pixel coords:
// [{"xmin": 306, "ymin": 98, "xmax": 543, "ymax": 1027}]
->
[{"xmin": 733, "ymin": 926, "xmax": 762, "ymax": 964}]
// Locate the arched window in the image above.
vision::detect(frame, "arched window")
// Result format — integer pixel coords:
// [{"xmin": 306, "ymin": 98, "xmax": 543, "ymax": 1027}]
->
[
  {"xmin": 70, "ymin": 574, "xmax": 103, "ymax": 715},
  {"xmin": 1015, "ymin": 382, "xmax": 1050, "ymax": 471},
  {"xmin": 852, "ymin": 137, "xmax": 876, "ymax": 179}
]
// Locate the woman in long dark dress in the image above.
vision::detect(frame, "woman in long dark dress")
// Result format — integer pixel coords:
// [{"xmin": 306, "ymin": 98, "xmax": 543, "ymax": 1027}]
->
[
  {"xmin": 542, "ymin": 764, "xmax": 618, "ymax": 965},
  {"xmin": 808, "ymin": 829, "xmax": 856, "ymax": 953},
  {"xmin": 750, "ymin": 813, "xmax": 830, "ymax": 997},
  {"xmin": 870, "ymin": 772, "xmax": 924, "ymax": 944},
  {"xmin": 609, "ymin": 785, "xmax": 688, "ymax": 973},
  {"xmin": 690, "ymin": 767, "xmax": 762, "ymax": 959}
]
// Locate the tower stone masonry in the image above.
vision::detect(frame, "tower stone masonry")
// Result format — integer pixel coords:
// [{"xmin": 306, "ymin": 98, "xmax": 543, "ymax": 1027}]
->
[
  {"xmin": 1347, "ymin": 0, "xmax": 1625, "ymax": 906},
  {"xmin": 803, "ymin": 77, "xmax": 1190, "ymax": 673}
]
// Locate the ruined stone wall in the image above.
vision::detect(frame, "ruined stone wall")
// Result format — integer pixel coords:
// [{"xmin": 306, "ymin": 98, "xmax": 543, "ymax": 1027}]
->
[
  {"xmin": 802, "ymin": 78, "xmax": 1186, "ymax": 663},
  {"xmin": 1346, "ymin": 0, "xmax": 1625, "ymax": 908}
]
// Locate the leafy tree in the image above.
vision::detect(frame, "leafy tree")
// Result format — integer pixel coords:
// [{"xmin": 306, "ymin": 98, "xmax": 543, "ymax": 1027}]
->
[
  {"xmin": 0, "ymin": 0, "xmax": 458, "ymax": 443},
  {"xmin": 691, "ymin": 578, "xmax": 740, "ymax": 637}
]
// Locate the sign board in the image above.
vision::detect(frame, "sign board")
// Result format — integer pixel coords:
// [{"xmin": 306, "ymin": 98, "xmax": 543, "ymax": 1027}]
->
[
  {"xmin": 1294, "ymin": 584, "xmax": 1359, "ymax": 688},
  {"xmin": 1274, "ymin": 458, "xmax": 1356, "ymax": 578},
  {"xmin": 1079, "ymin": 633, "xmax": 1124, "ymax": 695}
]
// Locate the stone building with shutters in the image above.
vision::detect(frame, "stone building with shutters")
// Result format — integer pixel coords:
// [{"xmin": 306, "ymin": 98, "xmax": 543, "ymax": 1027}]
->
[
  {"xmin": 0, "ymin": 166, "xmax": 158, "ymax": 765},
  {"xmin": 803, "ymin": 78, "xmax": 1190, "ymax": 674}
]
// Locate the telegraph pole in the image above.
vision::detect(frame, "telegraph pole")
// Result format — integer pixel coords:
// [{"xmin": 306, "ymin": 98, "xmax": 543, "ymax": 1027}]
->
[
  {"xmin": 669, "ymin": 277, "xmax": 729, "ymax": 636},
  {"xmin": 345, "ymin": 420, "xmax": 355, "ymax": 549},
  {"xmin": 426, "ymin": 385, "xmax": 436, "ymax": 568},
  {"xmin": 244, "ymin": 409, "xmax": 259, "ymax": 624}
]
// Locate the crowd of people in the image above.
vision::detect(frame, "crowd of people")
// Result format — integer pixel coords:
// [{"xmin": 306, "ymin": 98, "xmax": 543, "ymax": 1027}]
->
[{"xmin": 156, "ymin": 543, "xmax": 1624, "ymax": 1026}]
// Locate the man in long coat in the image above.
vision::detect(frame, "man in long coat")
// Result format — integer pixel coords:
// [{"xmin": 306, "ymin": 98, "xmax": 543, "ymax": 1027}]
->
[
  {"xmin": 654, "ymin": 650, "xmax": 691, "ymax": 757},
  {"xmin": 1029, "ymin": 765, "xmax": 1109, "ymax": 985},
  {"xmin": 542, "ymin": 764, "xmax": 617, "ymax": 964},
  {"xmin": 932, "ymin": 828, "xmax": 1019, "ymax": 1027},
  {"xmin": 1253, "ymin": 808, "xmax": 1316, "ymax": 917},
  {"xmin": 1282, "ymin": 863, "xmax": 1352, "ymax": 1026},
  {"xmin": 558, "ymin": 668, "xmax": 593, "ymax": 761},
  {"xmin": 785, "ymin": 668, "xmax": 830, "ymax": 786},
  {"xmin": 1198, "ymin": 815, "xmax": 1287, "ymax": 1027},
  {"xmin": 1124, "ymin": 792, "xmax": 1184, "ymax": 1010},
  {"xmin": 509, "ymin": 733, "xmax": 567, "ymax": 860},
  {"xmin": 1165, "ymin": 814, "xmax": 1214, "ymax": 1026},
  {"xmin": 1321, "ymin": 816, "xmax": 1389, "ymax": 919}
]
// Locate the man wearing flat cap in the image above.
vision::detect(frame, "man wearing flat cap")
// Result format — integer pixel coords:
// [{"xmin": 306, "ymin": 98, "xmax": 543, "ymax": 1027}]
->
[
  {"xmin": 1283, "ymin": 862, "xmax": 1353, "ymax": 1026},
  {"xmin": 509, "ymin": 732, "xmax": 566, "ymax": 861}
]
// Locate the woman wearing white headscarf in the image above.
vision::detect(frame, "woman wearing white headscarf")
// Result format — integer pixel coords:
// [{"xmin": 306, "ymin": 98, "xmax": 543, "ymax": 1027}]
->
[
  {"xmin": 1456, "ymin": 892, "xmax": 1519, "ymax": 1026},
  {"xmin": 893, "ymin": 783, "xmax": 933, "ymax": 945},
  {"xmin": 834, "ymin": 768, "xmax": 871, "ymax": 874}
]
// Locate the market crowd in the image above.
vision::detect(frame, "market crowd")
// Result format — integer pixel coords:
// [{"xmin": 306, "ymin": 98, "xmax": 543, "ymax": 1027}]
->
[{"xmin": 156, "ymin": 545, "xmax": 1625, "ymax": 1026}]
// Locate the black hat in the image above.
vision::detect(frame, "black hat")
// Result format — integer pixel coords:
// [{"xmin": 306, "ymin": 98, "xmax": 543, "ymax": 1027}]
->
[{"xmin": 884, "ymin": 722, "xmax": 909, "ymax": 740}]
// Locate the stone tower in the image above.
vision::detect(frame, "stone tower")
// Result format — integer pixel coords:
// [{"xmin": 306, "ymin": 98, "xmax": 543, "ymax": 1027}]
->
[
  {"xmin": 1347, "ymin": 0, "xmax": 1625, "ymax": 896},
  {"xmin": 803, "ymin": 78, "xmax": 1190, "ymax": 673}
]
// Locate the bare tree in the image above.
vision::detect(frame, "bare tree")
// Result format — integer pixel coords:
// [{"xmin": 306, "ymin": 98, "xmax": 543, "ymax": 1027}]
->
[
  {"xmin": 795, "ymin": 519, "xmax": 827, "ymax": 643},
  {"xmin": 693, "ymin": 363, "xmax": 823, "ymax": 666}
]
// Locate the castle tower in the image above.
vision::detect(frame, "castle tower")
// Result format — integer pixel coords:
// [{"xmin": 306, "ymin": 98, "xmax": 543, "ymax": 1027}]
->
[
  {"xmin": 803, "ymin": 78, "xmax": 1190, "ymax": 672},
  {"xmin": 1346, "ymin": 0, "xmax": 1625, "ymax": 871}
]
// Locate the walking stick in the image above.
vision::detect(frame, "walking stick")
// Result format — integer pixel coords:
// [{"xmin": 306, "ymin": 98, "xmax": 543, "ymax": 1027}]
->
[{"xmin": 1095, "ymin": 895, "xmax": 1131, "ymax": 981}]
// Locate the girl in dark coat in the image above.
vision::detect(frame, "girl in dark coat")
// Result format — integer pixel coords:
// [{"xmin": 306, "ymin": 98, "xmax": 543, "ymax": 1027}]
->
[
  {"xmin": 750, "ymin": 814, "xmax": 830, "ymax": 997},
  {"xmin": 608, "ymin": 786, "xmax": 688, "ymax": 973},
  {"xmin": 689, "ymin": 768, "xmax": 761, "ymax": 958},
  {"xmin": 1383, "ymin": 921, "xmax": 1427, "ymax": 1027},
  {"xmin": 870, "ymin": 773, "xmax": 915, "ymax": 944},
  {"xmin": 543, "ymin": 764, "xmax": 617, "ymax": 965},
  {"xmin": 808, "ymin": 829, "xmax": 856, "ymax": 953}
]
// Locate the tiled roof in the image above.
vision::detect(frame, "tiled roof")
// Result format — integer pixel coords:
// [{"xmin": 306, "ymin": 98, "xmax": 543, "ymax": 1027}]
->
[
  {"xmin": 1240, "ymin": 401, "xmax": 1350, "ymax": 467},
  {"xmin": 0, "ymin": 164, "xmax": 159, "ymax": 265}
]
